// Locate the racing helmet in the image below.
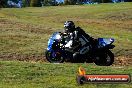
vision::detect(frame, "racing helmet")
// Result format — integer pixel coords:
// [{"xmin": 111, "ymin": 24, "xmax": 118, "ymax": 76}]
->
[{"xmin": 64, "ymin": 21, "xmax": 75, "ymax": 33}]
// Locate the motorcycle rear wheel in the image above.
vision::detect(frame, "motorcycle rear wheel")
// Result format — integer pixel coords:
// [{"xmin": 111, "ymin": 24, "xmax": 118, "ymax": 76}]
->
[
  {"xmin": 45, "ymin": 50, "xmax": 65, "ymax": 63},
  {"xmin": 94, "ymin": 50, "xmax": 114, "ymax": 66}
]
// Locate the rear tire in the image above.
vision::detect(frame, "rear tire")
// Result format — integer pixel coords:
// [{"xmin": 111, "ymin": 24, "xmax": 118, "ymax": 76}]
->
[
  {"xmin": 94, "ymin": 50, "xmax": 114, "ymax": 66},
  {"xmin": 45, "ymin": 50, "xmax": 64, "ymax": 63}
]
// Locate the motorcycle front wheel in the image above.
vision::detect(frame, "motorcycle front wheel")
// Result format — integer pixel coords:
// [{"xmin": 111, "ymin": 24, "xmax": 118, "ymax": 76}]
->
[{"xmin": 45, "ymin": 50, "xmax": 65, "ymax": 63}]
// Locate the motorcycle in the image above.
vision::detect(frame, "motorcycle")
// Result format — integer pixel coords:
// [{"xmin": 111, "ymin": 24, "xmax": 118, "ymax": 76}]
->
[{"xmin": 45, "ymin": 32, "xmax": 115, "ymax": 66}]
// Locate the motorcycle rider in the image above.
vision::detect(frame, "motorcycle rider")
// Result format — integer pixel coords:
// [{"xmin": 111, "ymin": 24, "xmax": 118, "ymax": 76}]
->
[{"xmin": 63, "ymin": 21, "xmax": 94, "ymax": 56}]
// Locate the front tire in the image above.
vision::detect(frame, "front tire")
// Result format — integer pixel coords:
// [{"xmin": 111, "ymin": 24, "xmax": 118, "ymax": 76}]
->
[
  {"xmin": 94, "ymin": 50, "xmax": 114, "ymax": 66},
  {"xmin": 45, "ymin": 50, "xmax": 64, "ymax": 63}
]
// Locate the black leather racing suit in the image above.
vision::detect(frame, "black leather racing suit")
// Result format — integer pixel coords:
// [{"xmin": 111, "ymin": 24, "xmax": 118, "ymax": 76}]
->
[{"xmin": 70, "ymin": 27, "xmax": 94, "ymax": 48}]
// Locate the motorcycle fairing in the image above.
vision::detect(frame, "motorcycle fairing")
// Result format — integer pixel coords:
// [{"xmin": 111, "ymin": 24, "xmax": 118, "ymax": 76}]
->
[
  {"xmin": 98, "ymin": 38, "xmax": 114, "ymax": 48},
  {"xmin": 47, "ymin": 32, "xmax": 61, "ymax": 51}
]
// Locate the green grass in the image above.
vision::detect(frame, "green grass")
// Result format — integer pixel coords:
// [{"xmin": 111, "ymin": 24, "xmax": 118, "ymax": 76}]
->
[
  {"xmin": 0, "ymin": 3, "xmax": 132, "ymax": 56},
  {"xmin": 0, "ymin": 3, "xmax": 132, "ymax": 87},
  {"xmin": 0, "ymin": 61, "xmax": 132, "ymax": 88}
]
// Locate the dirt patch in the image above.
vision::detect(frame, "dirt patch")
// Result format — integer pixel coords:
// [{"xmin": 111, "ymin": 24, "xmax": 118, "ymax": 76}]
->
[
  {"xmin": 0, "ymin": 53, "xmax": 47, "ymax": 62},
  {"xmin": 0, "ymin": 54, "xmax": 132, "ymax": 66},
  {"xmin": 114, "ymin": 56, "xmax": 132, "ymax": 66}
]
